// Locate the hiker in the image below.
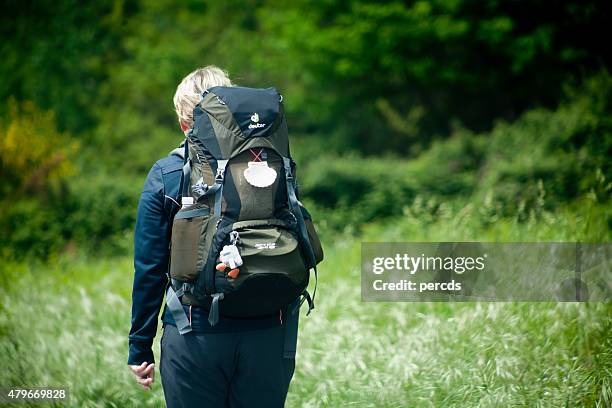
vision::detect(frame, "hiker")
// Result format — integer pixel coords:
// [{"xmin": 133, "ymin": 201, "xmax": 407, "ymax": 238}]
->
[{"xmin": 127, "ymin": 66, "xmax": 322, "ymax": 408}]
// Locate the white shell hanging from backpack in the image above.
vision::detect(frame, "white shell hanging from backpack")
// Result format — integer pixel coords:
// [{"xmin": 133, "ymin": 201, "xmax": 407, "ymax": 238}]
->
[{"xmin": 243, "ymin": 161, "xmax": 277, "ymax": 188}]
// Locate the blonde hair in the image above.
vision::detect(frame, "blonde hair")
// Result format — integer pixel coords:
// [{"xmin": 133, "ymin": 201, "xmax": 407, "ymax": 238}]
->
[{"xmin": 173, "ymin": 65, "xmax": 232, "ymax": 128}]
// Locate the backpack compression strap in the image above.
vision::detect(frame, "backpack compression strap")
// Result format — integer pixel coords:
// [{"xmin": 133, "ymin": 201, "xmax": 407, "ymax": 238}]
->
[
  {"xmin": 212, "ymin": 159, "xmax": 229, "ymax": 216},
  {"xmin": 205, "ymin": 159, "xmax": 228, "ymax": 326},
  {"xmin": 282, "ymin": 157, "xmax": 317, "ymax": 314},
  {"xmin": 166, "ymin": 280, "xmax": 194, "ymax": 335}
]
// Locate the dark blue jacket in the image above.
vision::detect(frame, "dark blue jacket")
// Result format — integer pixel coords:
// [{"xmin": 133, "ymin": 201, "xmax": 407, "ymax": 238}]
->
[{"xmin": 127, "ymin": 149, "xmax": 280, "ymax": 365}]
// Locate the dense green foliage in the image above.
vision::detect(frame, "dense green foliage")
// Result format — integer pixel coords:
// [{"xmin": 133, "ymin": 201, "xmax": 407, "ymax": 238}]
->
[
  {"xmin": 2, "ymin": 1, "xmax": 610, "ymax": 150},
  {"xmin": 1, "ymin": 1, "xmax": 610, "ymax": 258},
  {"xmin": 299, "ymin": 73, "xmax": 611, "ymax": 234}
]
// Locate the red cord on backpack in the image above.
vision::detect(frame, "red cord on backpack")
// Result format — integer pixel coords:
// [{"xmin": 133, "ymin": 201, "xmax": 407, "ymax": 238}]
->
[{"xmin": 249, "ymin": 148, "xmax": 264, "ymax": 162}]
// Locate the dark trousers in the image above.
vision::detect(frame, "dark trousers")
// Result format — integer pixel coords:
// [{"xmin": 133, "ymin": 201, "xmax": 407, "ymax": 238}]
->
[{"xmin": 160, "ymin": 322, "xmax": 297, "ymax": 408}]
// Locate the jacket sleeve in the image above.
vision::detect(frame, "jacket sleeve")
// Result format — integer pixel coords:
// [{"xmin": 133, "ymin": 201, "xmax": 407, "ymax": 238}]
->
[{"xmin": 128, "ymin": 163, "xmax": 170, "ymax": 365}]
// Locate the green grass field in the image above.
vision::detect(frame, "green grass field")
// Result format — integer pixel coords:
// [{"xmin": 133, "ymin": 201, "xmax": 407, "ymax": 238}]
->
[{"xmin": 1, "ymin": 208, "xmax": 610, "ymax": 407}]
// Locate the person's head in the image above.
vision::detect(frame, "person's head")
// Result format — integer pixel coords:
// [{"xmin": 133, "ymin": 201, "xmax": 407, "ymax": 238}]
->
[{"xmin": 173, "ymin": 65, "xmax": 232, "ymax": 134}]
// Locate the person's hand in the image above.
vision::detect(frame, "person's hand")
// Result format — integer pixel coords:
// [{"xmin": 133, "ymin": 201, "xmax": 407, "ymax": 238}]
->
[
  {"xmin": 216, "ymin": 262, "xmax": 240, "ymax": 279},
  {"xmin": 129, "ymin": 362, "xmax": 155, "ymax": 390}
]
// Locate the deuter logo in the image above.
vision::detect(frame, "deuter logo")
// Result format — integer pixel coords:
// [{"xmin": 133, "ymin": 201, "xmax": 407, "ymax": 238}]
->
[
  {"xmin": 255, "ymin": 242, "xmax": 276, "ymax": 249},
  {"xmin": 249, "ymin": 112, "xmax": 265, "ymax": 129}
]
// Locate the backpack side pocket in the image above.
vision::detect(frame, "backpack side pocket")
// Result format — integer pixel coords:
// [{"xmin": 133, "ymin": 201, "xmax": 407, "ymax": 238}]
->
[
  {"xmin": 299, "ymin": 204, "xmax": 324, "ymax": 264},
  {"xmin": 304, "ymin": 217, "xmax": 324, "ymax": 264},
  {"xmin": 170, "ymin": 206, "xmax": 210, "ymax": 282}
]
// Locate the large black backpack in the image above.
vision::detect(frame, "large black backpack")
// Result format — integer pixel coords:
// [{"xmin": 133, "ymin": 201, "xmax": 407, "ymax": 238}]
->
[{"xmin": 166, "ymin": 86, "xmax": 323, "ymax": 332}]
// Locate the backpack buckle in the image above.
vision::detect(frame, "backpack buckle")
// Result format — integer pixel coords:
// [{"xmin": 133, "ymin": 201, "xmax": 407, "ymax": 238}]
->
[
  {"xmin": 181, "ymin": 282, "xmax": 193, "ymax": 294},
  {"xmin": 288, "ymin": 211, "xmax": 298, "ymax": 226},
  {"xmin": 285, "ymin": 167, "xmax": 295, "ymax": 184},
  {"xmin": 215, "ymin": 168, "xmax": 225, "ymax": 183},
  {"xmin": 285, "ymin": 168, "xmax": 294, "ymax": 182},
  {"xmin": 229, "ymin": 231, "xmax": 241, "ymax": 245}
]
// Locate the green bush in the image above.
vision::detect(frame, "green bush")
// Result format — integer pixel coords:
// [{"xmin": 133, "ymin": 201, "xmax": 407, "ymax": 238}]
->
[
  {"xmin": 299, "ymin": 73, "xmax": 611, "ymax": 233},
  {"xmin": 63, "ymin": 173, "xmax": 141, "ymax": 255},
  {"xmin": 0, "ymin": 173, "xmax": 140, "ymax": 260},
  {"xmin": 476, "ymin": 72, "xmax": 611, "ymax": 216},
  {"xmin": 0, "ymin": 200, "xmax": 66, "ymax": 259}
]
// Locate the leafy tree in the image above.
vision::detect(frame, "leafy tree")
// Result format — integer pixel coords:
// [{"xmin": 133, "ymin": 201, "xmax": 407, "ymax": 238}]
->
[
  {"xmin": 0, "ymin": 0, "xmax": 135, "ymax": 133},
  {"xmin": 254, "ymin": 0, "xmax": 612, "ymax": 153},
  {"xmin": 0, "ymin": 99, "xmax": 78, "ymax": 199}
]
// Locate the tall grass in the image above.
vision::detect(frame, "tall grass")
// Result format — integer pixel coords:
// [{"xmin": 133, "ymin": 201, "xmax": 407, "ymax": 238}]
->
[{"xmin": 0, "ymin": 204, "xmax": 610, "ymax": 407}]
